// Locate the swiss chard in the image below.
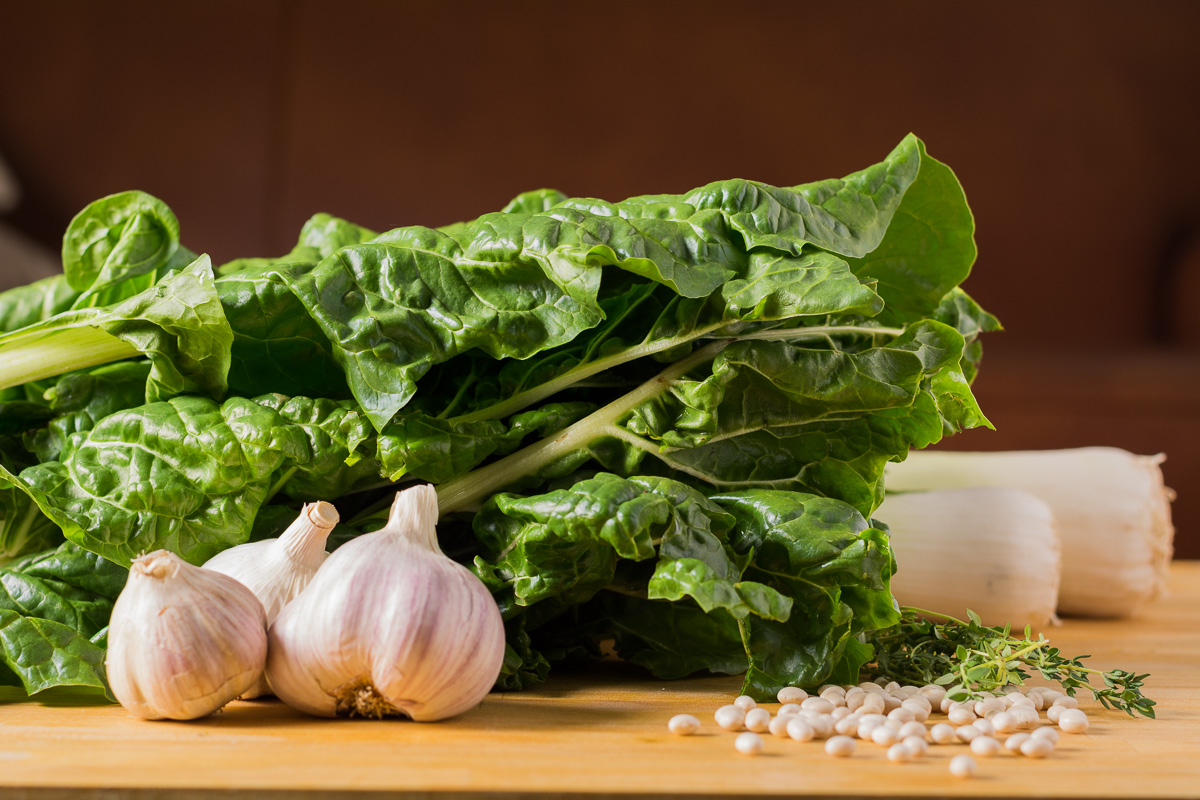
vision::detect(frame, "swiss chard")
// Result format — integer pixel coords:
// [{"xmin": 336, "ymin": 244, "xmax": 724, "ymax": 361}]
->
[{"xmin": 0, "ymin": 133, "xmax": 1005, "ymax": 699}]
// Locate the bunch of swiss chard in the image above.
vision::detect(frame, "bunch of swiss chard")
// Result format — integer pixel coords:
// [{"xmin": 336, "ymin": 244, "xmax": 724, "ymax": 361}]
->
[{"xmin": 0, "ymin": 134, "xmax": 1000, "ymax": 701}]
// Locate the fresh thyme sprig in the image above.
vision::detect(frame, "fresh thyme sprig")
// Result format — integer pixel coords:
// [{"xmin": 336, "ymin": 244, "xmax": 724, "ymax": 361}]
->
[{"xmin": 863, "ymin": 608, "xmax": 1156, "ymax": 718}]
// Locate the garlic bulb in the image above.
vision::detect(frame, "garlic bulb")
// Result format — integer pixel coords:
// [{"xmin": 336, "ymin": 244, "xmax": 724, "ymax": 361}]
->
[
  {"xmin": 107, "ymin": 550, "xmax": 267, "ymax": 720},
  {"xmin": 266, "ymin": 484, "xmax": 505, "ymax": 721},
  {"xmin": 202, "ymin": 501, "xmax": 338, "ymax": 698}
]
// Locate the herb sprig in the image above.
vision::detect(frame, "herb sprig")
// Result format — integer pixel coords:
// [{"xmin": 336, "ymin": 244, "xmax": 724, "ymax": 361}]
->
[{"xmin": 864, "ymin": 608, "xmax": 1156, "ymax": 718}]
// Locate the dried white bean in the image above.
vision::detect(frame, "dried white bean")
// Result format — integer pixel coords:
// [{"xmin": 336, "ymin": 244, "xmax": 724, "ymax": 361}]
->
[
  {"xmin": 948, "ymin": 705, "xmax": 977, "ymax": 726},
  {"xmin": 802, "ymin": 696, "xmax": 836, "ymax": 715},
  {"xmin": 745, "ymin": 707, "xmax": 772, "ymax": 733},
  {"xmin": 834, "ymin": 714, "xmax": 861, "ymax": 736},
  {"xmin": 860, "ymin": 693, "xmax": 886, "ymax": 714},
  {"xmin": 715, "ymin": 705, "xmax": 746, "ymax": 731},
  {"xmin": 810, "ymin": 715, "xmax": 834, "ymax": 739},
  {"xmin": 1020, "ymin": 736, "xmax": 1055, "ymax": 758},
  {"xmin": 970, "ymin": 735, "xmax": 1002, "ymax": 757},
  {"xmin": 919, "ymin": 685, "xmax": 947, "ymax": 706},
  {"xmin": 786, "ymin": 716, "xmax": 815, "ymax": 742},
  {"xmin": 871, "ymin": 725, "xmax": 899, "ymax": 747},
  {"xmin": 668, "ymin": 714, "xmax": 700, "ymax": 734},
  {"xmin": 903, "ymin": 735, "xmax": 928, "ymax": 756},
  {"xmin": 887, "ymin": 742, "xmax": 913, "ymax": 763},
  {"xmin": 1031, "ymin": 726, "xmax": 1060, "ymax": 744},
  {"xmin": 778, "ymin": 703, "xmax": 802, "ymax": 717},
  {"xmin": 901, "ymin": 696, "xmax": 931, "ymax": 721},
  {"xmin": 1058, "ymin": 708, "xmax": 1089, "ymax": 734},
  {"xmin": 1053, "ymin": 695, "xmax": 1079, "ymax": 709},
  {"xmin": 1010, "ymin": 706, "xmax": 1040, "ymax": 728},
  {"xmin": 768, "ymin": 714, "xmax": 792, "ymax": 738},
  {"xmin": 777, "ymin": 686, "xmax": 808, "ymax": 704},
  {"xmin": 825, "ymin": 735, "xmax": 857, "ymax": 757},
  {"xmin": 956, "ymin": 724, "xmax": 981, "ymax": 743},
  {"xmin": 1005, "ymin": 732, "xmax": 1031, "ymax": 753},
  {"xmin": 974, "ymin": 696, "xmax": 1005, "ymax": 718},
  {"xmin": 930, "ymin": 723, "xmax": 957, "ymax": 744},
  {"xmin": 949, "ymin": 754, "xmax": 977, "ymax": 778},
  {"xmin": 1046, "ymin": 704, "xmax": 1065, "ymax": 724},
  {"xmin": 733, "ymin": 695, "xmax": 757, "ymax": 711},
  {"xmin": 898, "ymin": 721, "xmax": 926, "ymax": 740},
  {"xmin": 973, "ymin": 717, "xmax": 995, "ymax": 737},
  {"xmin": 990, "ymin": 711, "xmax": 1018, "ymax": 733},
  {"xmin": 735, "ymin": 731, "xmax": 764, "ymax": 755}
]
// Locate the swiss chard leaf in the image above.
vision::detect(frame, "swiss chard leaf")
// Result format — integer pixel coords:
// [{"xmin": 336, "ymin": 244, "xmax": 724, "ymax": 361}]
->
[
  {"xmin": 843, "ymin": 138, "xmax": 977, "ymax": 325},
  {"xmin": 0, "ymin": 610, "xmax": 110, "ymax": 696},
  {"xmin": 23, "ymin": 361, "xmax": 154, "ymax": 462},
  {"xmin": 0, "ymin": 255, "xmax": 234, "ymax": 403},
  {"xmin": 61, "ymin": 190, "xmax": 181, "ymax": 295},
  {"xmin": 0, "ymin": 393, "xmax": 375, "ymax": 566},
  {"xmin": 0, "ymin": 541, "xmax": 126, "ymax": 635},
  {"xmin": 0, "ymin": 276, "xmax": 81, "ymax": 334},
  {"xmin": 215, "ymin": 262, "xmax": 351, "ymax": 399},
  {"xmin": 1, "ymin": 479, "xmax": 61, "ymax": 564},
  {"xmin": 711, "ymin": 490, "xmax": 899, "ymax": 699}
]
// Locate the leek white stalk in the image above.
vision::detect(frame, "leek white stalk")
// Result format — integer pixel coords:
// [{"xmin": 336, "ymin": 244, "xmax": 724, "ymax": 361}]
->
[
  {"xmin": 202, "ymin": 501, "xmax": 339, "ymax": 698},
  {"xmin": 875, "ymin": 487, "xmax": 1061, "ymax": 628},
  {"xmin": 885, "ymin": 447, "xmax": 1174, "ymax": 617}
]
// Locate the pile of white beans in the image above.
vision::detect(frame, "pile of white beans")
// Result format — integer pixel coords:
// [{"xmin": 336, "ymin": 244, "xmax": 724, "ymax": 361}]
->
[{"xmin": 666, "ymin": 680, "xmax": 1093, "ymax": 777}]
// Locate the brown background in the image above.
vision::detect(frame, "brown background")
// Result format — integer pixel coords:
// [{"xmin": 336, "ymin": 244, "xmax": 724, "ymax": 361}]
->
[{"xmin": 1, "ymin": 1, "xmax": 1198, "ymax": 555}]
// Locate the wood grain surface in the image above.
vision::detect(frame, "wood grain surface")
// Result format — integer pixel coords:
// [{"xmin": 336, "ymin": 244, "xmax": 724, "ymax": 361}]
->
[{"xmin": 1, "ymin": 563, "xmax": 1197, "ymax": 800}]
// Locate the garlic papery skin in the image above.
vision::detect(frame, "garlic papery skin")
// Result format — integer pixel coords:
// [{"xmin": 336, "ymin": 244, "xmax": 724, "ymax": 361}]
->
[
  {"xmin": 202, "ymin": 501, "xmax": 338, "ymax": 699},
  {"xmin": 107, "ymin": 550, "xmax": 268, "ymax": 720},
  {"xmin": 266, "ymin": 484, "xmax": 505, "ymax": 721}
]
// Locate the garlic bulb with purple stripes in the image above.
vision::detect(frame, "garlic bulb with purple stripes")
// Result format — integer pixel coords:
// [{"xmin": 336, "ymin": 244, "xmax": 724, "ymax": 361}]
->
[
  {"xmin": 107, "ymin": 550, "xmax": 267, "ymax": 720},
  {"xmin": 265, "ymin": 484, "xmax": 505, "ymax": 720}
]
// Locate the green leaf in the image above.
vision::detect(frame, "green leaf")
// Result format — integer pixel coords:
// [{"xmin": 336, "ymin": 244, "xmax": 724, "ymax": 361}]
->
[
  {"xmin": 0, "ymin": 276, "xmax": 81, "ymax": 334},
  {"xmin": 0, "ymin": 255, "xmax": 234, "ymax": 403},
  {"xmin": 23, "ymin": 361, "xmax": 153, "ymax": 462},
  {"xmin": 0, "ymin": 610, "xmax": 111, "ymax": 695},
  {"xmin": 61, "ymin": 190, "xmax": 180, "ymax": 294},
  {"xmin": 597, "ymin": 596, "xmax": 749, "ymax": 679},
  {"xmin": 0, "ymin": 393, "xmax": 374, "ymax": 567},
  {"xmin": 1, "ymin": 479, "xmax": 61, "ymax": 564},
  {"xmin": 844, "ymin": 138, "xmax": 977, "ymax": 325},
  {"xmin": 215, "ymin": 262, "xmax": 350, "ymax": 399},
  {"xmin": 0, "ymin": 542, "xmax": 126, "ymax": 635},
  {"xmin": 710, "ymin": 490, "xmax": 898, "ymax": 699}
]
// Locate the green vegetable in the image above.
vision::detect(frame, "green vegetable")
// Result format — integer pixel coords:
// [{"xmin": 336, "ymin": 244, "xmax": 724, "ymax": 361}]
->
[
  {"xmin": 1, "ymin": 394, "xmax": 374, "ymax": 566},
  {"xmin": 0, "ymin": 134, "xmax": 1009, "ymax": 699},
  {"xmin": 865, "ymin": 608, "xmax": 1157, "ymax": 718},
  {"xmin": 471, "ymin": 475, "xmax": 896, "ymax": 698},
  {"xmin": 0, "ymin": 255, "xmax": 233, "ymax": 402},
  {"xmin": 0, "ymin": 541, "xmax": 126, "ymax": 695}
]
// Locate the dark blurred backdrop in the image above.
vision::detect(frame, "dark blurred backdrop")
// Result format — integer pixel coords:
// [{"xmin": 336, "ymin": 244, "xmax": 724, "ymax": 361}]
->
[{"xmin": 1, "ymin": 1, "xmax": 1198, "ymax": 555}]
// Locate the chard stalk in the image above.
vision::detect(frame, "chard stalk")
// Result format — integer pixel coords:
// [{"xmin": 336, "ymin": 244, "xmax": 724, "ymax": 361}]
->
[
  {"xmin": 436, "ymin": 341, "xmax": 728, "ymax": 514},
  {"xmin": 0, "ymin": 327, "xmax": 140, "ymax": 391},
  {"xmin": 451, "ymin": 323, "xmax": 901, "ymax": 424}
]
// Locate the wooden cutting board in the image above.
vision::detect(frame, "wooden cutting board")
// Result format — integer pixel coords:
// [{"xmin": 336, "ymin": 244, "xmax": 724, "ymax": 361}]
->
[{"xmin": 1, "ymin": 563, "xmax": 1196, "ymax": 799}]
